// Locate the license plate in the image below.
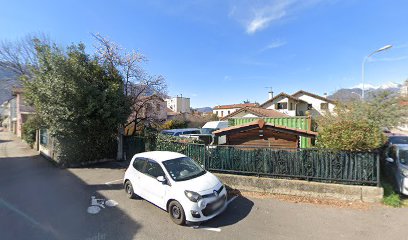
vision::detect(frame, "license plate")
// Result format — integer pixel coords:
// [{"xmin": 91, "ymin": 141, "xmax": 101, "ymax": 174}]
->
[{"xmin": 211, "ymin": 197, "xmax": 224, "ymax": 209}]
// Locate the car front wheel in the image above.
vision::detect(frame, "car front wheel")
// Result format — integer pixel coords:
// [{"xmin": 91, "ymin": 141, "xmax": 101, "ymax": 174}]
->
[
  {"xmin": 168, "ymin": 200, "xmax": 186, "ymax": 225},
  {"xmin": 124, "ymin": 181, "xmax": 136, "ymax": 199}
]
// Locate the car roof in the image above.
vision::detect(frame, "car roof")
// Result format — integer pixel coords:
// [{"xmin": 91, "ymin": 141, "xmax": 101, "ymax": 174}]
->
[
  {"xmin": 394, "ymin": 144, "xmax": 408, "ymax": 148},
  {"xmin": 133, "ymin": 151, "xmax": 187, "ymax": 163},
  {"xmin": 161, "ymin": 128, "xmax": 200, "ymax": 133}
]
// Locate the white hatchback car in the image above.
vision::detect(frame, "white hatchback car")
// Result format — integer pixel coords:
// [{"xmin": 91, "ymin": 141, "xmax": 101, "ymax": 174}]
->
[{"xmin": 123, "ymin": 151, "xmax": 228, "ymax": 225}]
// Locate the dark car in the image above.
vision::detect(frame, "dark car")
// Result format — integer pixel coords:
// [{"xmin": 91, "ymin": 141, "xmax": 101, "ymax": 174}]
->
[{"xmin": 388, "ymin": 135, "xmax": 408, "ymax": 145}]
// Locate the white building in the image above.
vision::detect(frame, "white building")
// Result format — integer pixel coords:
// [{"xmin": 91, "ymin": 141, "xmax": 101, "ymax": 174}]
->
[
  {"xmin": 399, "ymin": 81, "xmax": 408, "ymax": 131},
  {"xmin": 213, "ymin": 103, "xmax": 259, "ymax": 118},
  {"xmin": 260, "ymin": 90, "xmax": 336, "ymax": 117},
  {"xmin": 401, "ymin": 80, "xmax": 408, "ymax": 97},
  {"xmin": 165, "ymin": 96, "xmax": 191, "ymax": 113}
]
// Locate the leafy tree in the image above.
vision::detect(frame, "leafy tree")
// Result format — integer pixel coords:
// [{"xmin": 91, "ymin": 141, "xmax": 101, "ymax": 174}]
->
[
  {"xmin": 316, "ymin": 91, "xmax": 407, "ymax": 151},
  {"xmin": 161, "ymin": 119, "xmax": 188, "ymax": 130},
  {"xmin": 21, "ymin": 114, "xmax": 43, "ymax": 148},
  {"xmin": 23, "ymin": 41, "xmax": 130, "ymax": 165}
]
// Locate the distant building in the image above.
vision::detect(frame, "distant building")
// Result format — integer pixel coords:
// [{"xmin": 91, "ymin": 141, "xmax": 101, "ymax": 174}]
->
[
  {"xmin": 125, "ymin": 94, "xmax": 167, "ymax": 135},
  {"xmin": 401, "ymin": 80, "xmax": 408, "ymax": 97},
  {"xmin": 1, "ymin": 98, "xmax": 15, "ymax": 132},
  {"xmin": 213, "ymin": 103, "xmax": 259, "ymax": 118},
  {"xmin": 220, "ymin": 106, "xmax": 288, "ymax": 120},
  {"xmin": 11, "ymin": 87, "xmax": 35, "ymax": 137},
  {"xmin": 165, "ymin": 96, "xmax": 191, "ymax": 113}
]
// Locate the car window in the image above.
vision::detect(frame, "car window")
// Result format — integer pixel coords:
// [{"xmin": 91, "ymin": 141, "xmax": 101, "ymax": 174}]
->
[
  {"xmin": 133, "ymin": 158, "xmax": 146, "ymax": 172},
  {"xmin": 400, "ymin": 148, "xmax": 408, "ymax": 165},
  {"xmin": 144, "ymin": 160, "xmax": 165, "ymax": 178},
  {"xmin": 174, "ymin": 132, "xmax": 181, "ymax": 136},
  {"xmin": 184, "ymin": 130, "xmax": 200, "ymax": 134},
  {"xmin": 162, "ymin": 157, "xmax": 206, "ymax": 181},
  {"xmin": 390, "ymin": 146, "xmax": 397, "ymax": 160},
  {"xmin": 389, "ymin": 136, "xmax": 408, "ymax": 144}
]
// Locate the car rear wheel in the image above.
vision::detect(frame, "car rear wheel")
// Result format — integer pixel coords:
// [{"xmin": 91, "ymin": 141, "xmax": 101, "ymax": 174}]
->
[
  {"xmin": 168, "ymin": 200, "xmax": 186, "ymax": 225},
  {"xmin": 124, "ymin": 181, "xmax": 136, "ymax": 199}
]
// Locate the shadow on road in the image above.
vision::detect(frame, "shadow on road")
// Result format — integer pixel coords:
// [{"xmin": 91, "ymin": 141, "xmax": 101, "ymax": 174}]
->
[
  {"xmin": 0, "ymin": 154, "xmax": 141, "ymax": 240},
  {"xmin": 203, "ymin": 195, "xmax": 254, "ymax": 228},
  {"xmin": 79, "ymin": 160, "xmax": 130, "ymax": 170}
]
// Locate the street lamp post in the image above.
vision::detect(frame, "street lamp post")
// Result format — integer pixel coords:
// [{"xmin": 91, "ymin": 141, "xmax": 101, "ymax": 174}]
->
[{"xmin": 361, "ymin": 44, "xmax": 392, "ymax": 100}]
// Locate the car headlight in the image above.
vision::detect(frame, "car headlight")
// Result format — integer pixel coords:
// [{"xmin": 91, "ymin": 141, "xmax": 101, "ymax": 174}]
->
[
  {"xmin": 402, "ymin": 169, "xmax": 408, "ymax": 177},
  {"xmin": 184, "ymin": 190, "xmax": 202, "ymax": 202}
]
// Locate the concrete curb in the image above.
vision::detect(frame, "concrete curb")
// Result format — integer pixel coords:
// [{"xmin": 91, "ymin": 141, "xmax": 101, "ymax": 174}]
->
[{"xmin": 215, "ymin": 173, "xmax": 383, "ymax": 203}]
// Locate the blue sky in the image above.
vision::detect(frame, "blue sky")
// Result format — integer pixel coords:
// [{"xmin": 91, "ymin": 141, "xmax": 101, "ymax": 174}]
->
[{"xmin": 1, "ymin": 0, "xmax": 408, "ymax": 107}]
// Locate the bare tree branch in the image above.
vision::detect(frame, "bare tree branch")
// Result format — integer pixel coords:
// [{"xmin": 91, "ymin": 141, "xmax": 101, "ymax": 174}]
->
[
  {"xmin": 0, "ymin": 33, "xmax": 48, "ymax": 79},
  {"xmin": 92, "ymin": 33, "xmax": 167, "ymax": 135}
]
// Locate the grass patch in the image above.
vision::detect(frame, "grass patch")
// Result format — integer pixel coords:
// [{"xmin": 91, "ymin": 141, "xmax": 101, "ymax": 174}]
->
[{"xmin": 382, "ymin": 182, "xmax": 402, "ymax": 207}]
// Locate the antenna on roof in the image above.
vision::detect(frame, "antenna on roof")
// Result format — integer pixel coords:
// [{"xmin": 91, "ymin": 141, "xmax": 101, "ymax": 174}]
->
[{"xmin": 265, "ymin": 87, "xmax": 274, "ymax": 99}]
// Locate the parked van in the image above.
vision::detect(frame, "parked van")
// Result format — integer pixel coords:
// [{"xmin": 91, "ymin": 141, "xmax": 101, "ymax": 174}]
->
[
  {"xmin": 201, "ymin": 121, "xmax": 228, "ymax": 134},
  {"xmin": 161, "ymin": 128, "xmax": 200, "ymax": 137},
  {"xmin": 179, "ymin": 121, "xmax": 229, "ymax": 145}
]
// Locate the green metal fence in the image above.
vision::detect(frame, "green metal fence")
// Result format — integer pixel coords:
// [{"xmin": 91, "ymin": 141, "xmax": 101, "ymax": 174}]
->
[
  {"xmin": 123, "ymin": 136, "xmax": 146, "ymax": 161},
  {"xmin": 228, "ymin": 117, "xmax": 313, "ymax": 148},
  {"xmin": 156, "ymin": 142, "xmax": 207, "ymax": 166},
  {"xmin": 155, "ymin": 142, "xmax": 380, "ymax": 186}
]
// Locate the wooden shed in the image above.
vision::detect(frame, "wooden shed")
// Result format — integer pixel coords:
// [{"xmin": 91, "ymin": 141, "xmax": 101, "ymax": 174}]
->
[{"xmin": 213, "ymin": 119, "xmax": 317, "ymax": 148}]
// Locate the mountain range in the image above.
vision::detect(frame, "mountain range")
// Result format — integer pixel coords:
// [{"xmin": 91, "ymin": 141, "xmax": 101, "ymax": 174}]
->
[
  {"xmin": 0, "ymin": 66, "xmax": 20, "ymax": 104},
  {"xmin": 328, "ymin": 81, "xmax": 403, "ymax": 101},
  {"xmin": 194, "ymin": 107, "xmax": 213, "ymax": 113}
]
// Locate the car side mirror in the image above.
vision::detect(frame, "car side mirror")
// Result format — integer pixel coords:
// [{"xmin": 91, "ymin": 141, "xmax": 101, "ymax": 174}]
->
[
  {"xmin": 386, "ymin": 157, "xmax": 394, "ymax": 163},
  {"xmin": 157, "ymin": 176, "xmax": 167, "ymax": 184}
]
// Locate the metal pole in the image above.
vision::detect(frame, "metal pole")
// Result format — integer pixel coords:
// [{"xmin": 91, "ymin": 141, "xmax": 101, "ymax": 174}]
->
[
  {"xmin": 361, "ymin": 45, "xmax": 392, "ymax": 101},
  {"xmin": 377, "ymin": 153, "xmax": 381, "ymax": 187}
]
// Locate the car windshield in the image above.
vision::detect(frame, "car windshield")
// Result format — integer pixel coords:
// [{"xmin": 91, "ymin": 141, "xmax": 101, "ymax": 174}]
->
[
  {"xmin": 400, "ymin": 148, "xmax": 408, "ymax": 165},
  {"xmin": 389, "ymin": 136, "xmax": 408, "ymax": 145},
  {"xmin": 201, "ymin": 128, "xmax": 216, "ymax": 134},
  {"xmin": 162, "ymin": 157, "xmax": 206, "ymax": 181}
]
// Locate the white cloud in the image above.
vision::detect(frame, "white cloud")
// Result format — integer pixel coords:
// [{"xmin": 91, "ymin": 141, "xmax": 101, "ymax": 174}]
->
[
  {"xmin": 261, "ymin": 39, "xmax": 287, "ymax": 51},
  {"xmin": 229, "ymin": 0, "xmax": 323, "ymax": 34}
]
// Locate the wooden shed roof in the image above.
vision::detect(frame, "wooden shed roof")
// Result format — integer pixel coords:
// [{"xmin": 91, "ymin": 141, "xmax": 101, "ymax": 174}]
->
[{"xmin": 213, "ymin": 119, "xmax": 318, "ymax": 138}]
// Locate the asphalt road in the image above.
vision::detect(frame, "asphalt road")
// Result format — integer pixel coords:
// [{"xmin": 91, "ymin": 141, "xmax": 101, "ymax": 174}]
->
[{"xmin": 1, "ymin": 129, "xmax": 408, "ymax": 240}]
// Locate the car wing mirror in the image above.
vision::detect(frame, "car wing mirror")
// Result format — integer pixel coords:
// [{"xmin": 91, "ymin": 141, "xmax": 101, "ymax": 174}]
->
[
  {"xmin": 386, "ymin": 157, "xmax": 394, "ymax": 163},
  {"xmin": 157, "ymin": 176, "xmax": 167, "ymax": 184}
]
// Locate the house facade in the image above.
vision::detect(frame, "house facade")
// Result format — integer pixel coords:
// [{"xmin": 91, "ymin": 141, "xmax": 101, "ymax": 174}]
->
[
  {"xmin": 0, "ymin": 98, "xmax": 16, "ymax": 132},
  {"xmin": 260, "ymin": 91, "xmax": 335, "ymax": 117},
  {"xmin": 213, "ymin": 103, "xmax": 259, "ymax": 118},
  {"xmin": 260, "ymin": 93, "xmax": 308, "ymax": 116},
  {"xmin": 125, "ymin": 95, "xmax": 167, "ymax": 135},
  {"xmin": 165, "ymin": 96, "xmax": 191, "ymax": 113},
  {"xmin": 12, "ymin": 87, "xmax": 35, "ymax": 137},
  {"xmin": 292, "ymin": 90, "xmax": 336, "ymax": 117},
  {"xmin": 220, "ymin": 106, "xmax": 288, "ymax": 120}
]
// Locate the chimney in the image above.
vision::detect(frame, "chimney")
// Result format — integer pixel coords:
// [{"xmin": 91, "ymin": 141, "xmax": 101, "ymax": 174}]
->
[
  {"xmin": 268, "ymin": 91, "xmax": 274, "ymax": 100},
  {"xmin": 323, "ymin": 92, "xmax": 328, "ymax": 98}
]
